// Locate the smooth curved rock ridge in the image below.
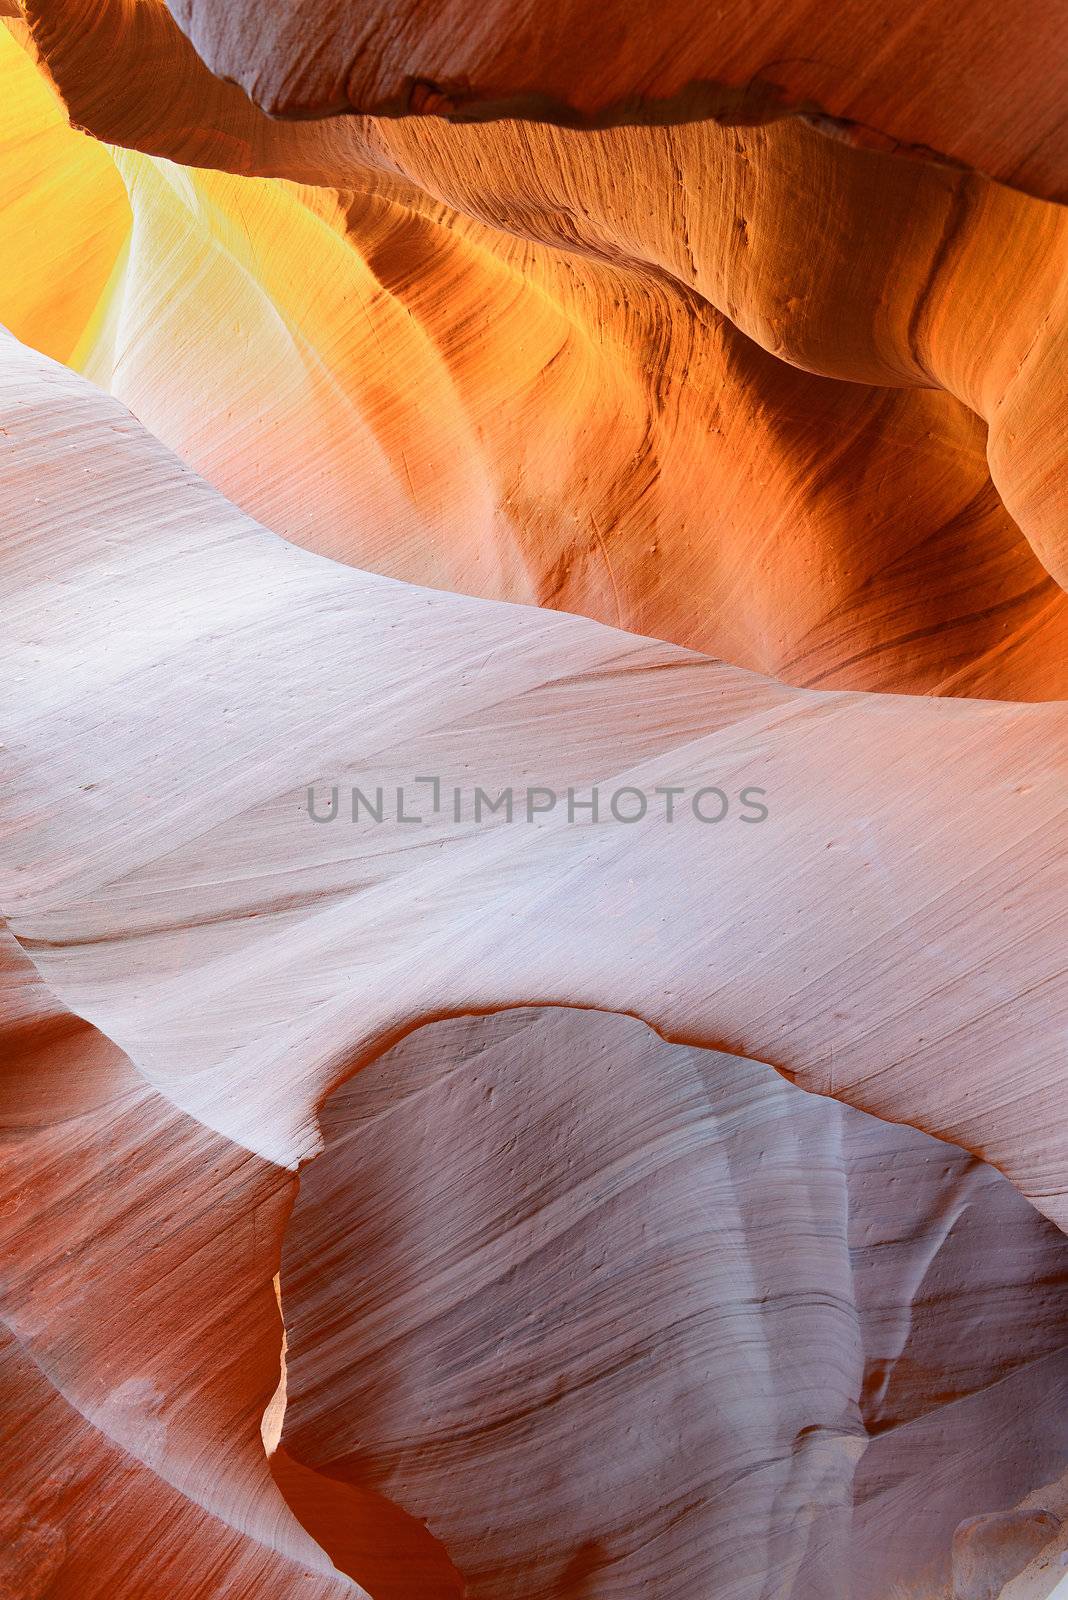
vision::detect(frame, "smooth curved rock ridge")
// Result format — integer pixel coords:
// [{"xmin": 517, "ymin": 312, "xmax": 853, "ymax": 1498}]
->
[
  {"xmin": 160, "ymin": 0, "xmax": 1068, "ymax": 205},
  {"xmin": 2, "ymin": 333, "xmax": 1065, "ymax": 1222},
  {"xmin": 3, "ymin": 915, "xmax": 1067, "ymax": 1597},
  {"xmin": 2, "ymin": 7, "xmax": 1068, "ymax": 1596},
  {"xmin": 3, "ymin": 14, "xmax": 1068, "ymax": 697},
  {"xmin": 0, "ymin": 936, "xmax": 368, "ymax": 1599},
  {"xmin": 0, "ymin": 920, "xmax": 480, "ymax": 1598}
]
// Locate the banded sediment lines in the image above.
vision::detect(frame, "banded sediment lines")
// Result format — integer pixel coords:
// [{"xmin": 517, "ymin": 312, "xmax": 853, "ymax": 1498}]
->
[
  {"xmin": 4, "ymin": 11, "xmax": 1068, "ymax": 697},
  {"xmin": 1, "ymin": 6, "xmax": 1067, "ymax": 1599}
]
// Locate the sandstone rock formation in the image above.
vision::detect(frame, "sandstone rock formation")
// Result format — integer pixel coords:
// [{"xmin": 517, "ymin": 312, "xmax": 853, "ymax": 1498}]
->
[
  {"xmin": 7, "ymin": 9, "xmax": 1068, "ymax": 697},
  {"xmin": 161, "ymin": 0, "xmax": 1068, "ymax": 202},
  {"xmin": 0, "ymin": 5, "xmax": 1066, "ymax": 1598}
]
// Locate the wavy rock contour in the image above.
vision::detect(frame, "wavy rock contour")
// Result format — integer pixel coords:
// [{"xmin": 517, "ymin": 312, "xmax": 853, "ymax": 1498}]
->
[{"xmin": 1, "ymin": 6, "xmax": 1067, "ymax": 1598}]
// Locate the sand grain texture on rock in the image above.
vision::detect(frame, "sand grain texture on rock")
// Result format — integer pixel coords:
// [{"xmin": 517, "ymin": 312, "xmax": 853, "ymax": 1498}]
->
[
  {"xmin": 161, "ymin": 0, "xmax": 1068, "ymax": 202},
  {"xmin": 1, "ymin": 3, "xmax": 1067, "ymax": 1597}
]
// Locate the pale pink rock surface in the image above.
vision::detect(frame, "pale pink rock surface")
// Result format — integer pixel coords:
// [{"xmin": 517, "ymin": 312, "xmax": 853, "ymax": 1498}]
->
[
  {"xmin": 2, "ymin": 1, "xmax": 1068, "ymax": 1577},
  {"xmin": 1, "ymin": 333, "xmax": 1067, "ymax": 1597},
  {"xmin": 3, "ymin": 336, "xmax": 1067, "ymax": 1215},
  {"xmin": 281, "ymin": 1008, "xmax": 1068, "ymax": 1599}
]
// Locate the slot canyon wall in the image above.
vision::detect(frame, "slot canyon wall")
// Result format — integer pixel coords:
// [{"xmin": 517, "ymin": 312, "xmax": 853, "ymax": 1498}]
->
[{"xmin": 0, "ymin": 3, "xmax": 1066, "ymax": 1598}]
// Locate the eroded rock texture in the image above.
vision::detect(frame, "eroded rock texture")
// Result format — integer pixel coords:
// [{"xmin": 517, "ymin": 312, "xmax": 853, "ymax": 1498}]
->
[
  {"xmin": 281, "ymin": 1008, "xmax": 1068, "ymax": 1600},
  {"xmin": 162, "ymin": 0, "xmax": 1068, "ymax": 202},
  {"xmin": 1, "ymin": 5, "xmax": 1067, "ymax": 1599}
]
